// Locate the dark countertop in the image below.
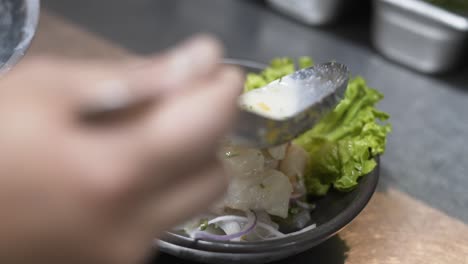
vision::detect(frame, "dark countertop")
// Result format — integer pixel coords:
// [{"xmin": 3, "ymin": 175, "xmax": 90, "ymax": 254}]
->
[{"xmin": 41, "ymin": 0, "xmax": 468, "ymax": 263}]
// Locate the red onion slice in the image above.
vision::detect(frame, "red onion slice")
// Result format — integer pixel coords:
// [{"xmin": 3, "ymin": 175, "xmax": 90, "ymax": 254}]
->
[
  {"xmin": 295, "ymin": 200, "xmax": 316, "ymax": 210},
  {"xmin": 192, "ymin": 211, "xmax": 257, "ymax": 241},
  {"xmin": 210, "ymin": 215, "xmax": 285, "ymax": 238}
]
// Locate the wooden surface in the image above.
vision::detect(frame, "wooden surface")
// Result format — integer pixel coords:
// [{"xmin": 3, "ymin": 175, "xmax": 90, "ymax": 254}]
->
[
  {"xmin": 27, "ymin": 11, "xmax": 468, "ymax": 264},
  {"xmin": 342, "ymin": 189, "xmax": 468, "ymax": 264}
]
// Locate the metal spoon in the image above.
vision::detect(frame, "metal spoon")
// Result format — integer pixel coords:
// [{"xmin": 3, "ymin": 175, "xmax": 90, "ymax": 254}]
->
[
  {"xmin": 80, "ymin": 62, "xmax": 349, "ymax": 149},
  {"xmin": 230, "ymin": 62, "xmax": 349, "ymax": 148}
]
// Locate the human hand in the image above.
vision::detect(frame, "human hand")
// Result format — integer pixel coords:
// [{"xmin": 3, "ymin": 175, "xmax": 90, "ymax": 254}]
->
[{"xmin": 0, "ymin": 35, "xmax": 243, "ymax": 264}]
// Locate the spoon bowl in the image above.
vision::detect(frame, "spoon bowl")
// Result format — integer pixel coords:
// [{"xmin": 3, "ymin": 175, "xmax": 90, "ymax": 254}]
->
[{"xmin": 230, "ymin": 61, "xmax": 349, "ymax": 148}]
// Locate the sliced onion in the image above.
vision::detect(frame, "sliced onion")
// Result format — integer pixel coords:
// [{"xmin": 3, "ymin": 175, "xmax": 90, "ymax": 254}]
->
[
  {"xmin": 252, "ymin": 229, "xmax": 266, "ymax": 240},
  {"xmin": 254, "ymin": 210, "xmax": 279, "ymax": 230},
  {"xmin": 192, "ymin": 211, "xmax": 257, "ymax": 241},
  {"xmin": 284, "ymin": 223, "xmax": 317, "ymax": 237},
  {"xmin": 290, "ymin": 192, "xmax": 305, "ymax": 200},
  {"xmin": 294, "ymin": 200, "xmax": 316, "ymax": 211},
  {"xmin": 255, "ymin": 222, "xmax": 285, "ymax": 238},
  {"xmin": 208, "ymin": 215, "xmax": 285, "ymax": 238},
  {"xmin": 217, "ymin": 221, "xmax": 242, "ymax": 242}
]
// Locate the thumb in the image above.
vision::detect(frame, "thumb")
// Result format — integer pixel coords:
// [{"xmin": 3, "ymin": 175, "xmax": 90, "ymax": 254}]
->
[
  {"xmin": 130, "ymin": 34, "xmax": 224, "ymax": 94},
  {"xmin": 78, "ymin": 35, "xmax": 224, "ymax": 122}
]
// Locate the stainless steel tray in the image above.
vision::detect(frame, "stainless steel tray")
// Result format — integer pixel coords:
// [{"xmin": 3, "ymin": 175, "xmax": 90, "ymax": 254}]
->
[
  {"xmin": 372, "ymin": 0, "xmax": 468, "ymax": 74},
  {"xmin": 266, "ymin": 0, "xmax": 347, "ymax": 26}
]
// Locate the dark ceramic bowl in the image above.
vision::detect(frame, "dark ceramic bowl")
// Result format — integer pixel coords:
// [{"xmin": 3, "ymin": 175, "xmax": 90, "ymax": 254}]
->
[
  {"xmin": 157, "ymin": 59, "xmax": 380, "ymax": 264},
  {"xmin": 0, "ymin": 0, "xmax": 39, "ymax": 74}
]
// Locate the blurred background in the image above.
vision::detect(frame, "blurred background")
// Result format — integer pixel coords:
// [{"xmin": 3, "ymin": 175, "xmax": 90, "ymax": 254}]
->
[{"xmin": 41, "ymin": 0, "xmax": 468, "ymax": 75}]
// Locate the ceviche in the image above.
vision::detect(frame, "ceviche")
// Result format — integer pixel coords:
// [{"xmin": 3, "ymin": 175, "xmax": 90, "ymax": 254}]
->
[{"xmin": 179, "ymin": 57, "xmax": 392, "ymax": 242}]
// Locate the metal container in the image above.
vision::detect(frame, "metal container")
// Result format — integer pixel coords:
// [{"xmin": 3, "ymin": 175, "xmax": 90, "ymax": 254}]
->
[
  {"xmin": 372, "ymin": 0, "xmax": 468, "ymax": 74},
  {"xmin": 0, "ymin": 0, "xmax": 40, "ymax": 75},
  {"xmin": 266, "ymin": 0, "xmax": 347, "ymax": 26}
]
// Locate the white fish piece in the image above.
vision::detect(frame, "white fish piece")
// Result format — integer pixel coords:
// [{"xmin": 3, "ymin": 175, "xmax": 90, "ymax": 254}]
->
[
  {"xmin": 222, "ymin": 145, "xmax": 264, "ymax": 178},
  {"xmin": 280, "ymin": 144, "xmax": 309, "ymax": 181},
  {"xmin": 264, "ymin": 157, "xmax": 279, "ymax": 170},
  {"xmin": 220, "ymin": 169, "xmax": 292, "ymax": 218},
  {"xmin": 267, "ymin": 143, "xmax": 288, "ymax": 160}
]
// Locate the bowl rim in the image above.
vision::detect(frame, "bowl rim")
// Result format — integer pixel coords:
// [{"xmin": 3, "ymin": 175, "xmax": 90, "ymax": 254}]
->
[
  {"xmin": 0, "ymin": 0, "xmax": 40, "ymax": 75},
  {"xmin": 159, "ymin": 161, "xmax": 379, "ymax": 254},
  {"xmin": 158, "ymin": 59, "xmax": 380, "ymax": 254}
]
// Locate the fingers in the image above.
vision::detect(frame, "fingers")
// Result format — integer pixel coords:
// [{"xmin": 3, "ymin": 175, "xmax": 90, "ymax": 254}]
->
[
  {"xmin": 144, "ymin": 160, "xmax": 228, "ymax": 233},
  {"xmin": 33, "ymin": 34, "xmax": 241, "ymax": 203},
  {"xmin": 54, "ymin": 34, "xmax": 241, "ymax": 213},
  {"xmin": 9, "ymin": 35, "xmax": 240, "ymax": 232},
  {"xmin": 6, "ymin": 35, "xmax": 224, "ymax": 125},
  {"xmin": 129, "ymin": 34, "xmax": 224, "ymax": 94},
  {"xmin": 86, "ymin": 65, "xmax": 243, "ymax": 201},
  {"xmin": 79, "ymin": 36, "xmax": 225, "ymax": 125},
  {"xmin": 0, "ymin": 34, "xmax": 241, "ymax": 263},
  {"xmin": 140, "ymin": 65, "xmax": 244, "ymax": 175},
  {"xmin": 75, "ymin": 35, "xmax": 224, "ymax": 118}
]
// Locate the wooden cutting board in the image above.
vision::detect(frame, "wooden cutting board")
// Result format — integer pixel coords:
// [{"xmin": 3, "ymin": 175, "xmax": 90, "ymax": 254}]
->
[{"xmin": 25, "ymin": 11, "xmax": 468, "ymax": 264}]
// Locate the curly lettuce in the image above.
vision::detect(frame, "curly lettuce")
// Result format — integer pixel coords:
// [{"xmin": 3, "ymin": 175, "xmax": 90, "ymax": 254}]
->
[
  {"xmin": 244, "ymin": 57, "xmax": 313, "ymax": 92},
  {"xmin": 244, "ymin": 57, "xmax": 391, "ymax": 196}
]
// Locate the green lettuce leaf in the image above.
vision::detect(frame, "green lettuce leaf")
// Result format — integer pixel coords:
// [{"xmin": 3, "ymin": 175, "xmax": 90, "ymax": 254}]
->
[
  {"xmin": 244, "ymin": 57, "xmax": 391, "ymax": 196},
  {"xmin": 244, "ymin": 57, "xmax": 312, "ymax": 92},
  {"xmin": 295, "ymin": 76, "xmax": 391, "ymax": 194},
  {"xmin": 298, "ymin": 56, "xmax": 314, "ymax": 69}
]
